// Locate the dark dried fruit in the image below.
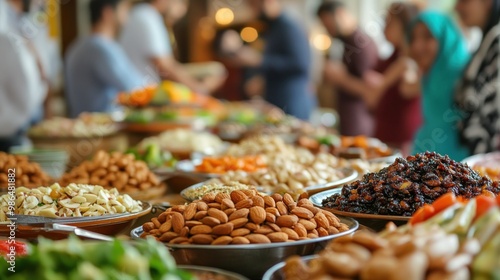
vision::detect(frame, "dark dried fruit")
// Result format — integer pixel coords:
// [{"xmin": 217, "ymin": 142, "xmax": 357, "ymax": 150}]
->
[{"xmin": 322, "ymin": 152, "xmax": 500, "ymax": 216}]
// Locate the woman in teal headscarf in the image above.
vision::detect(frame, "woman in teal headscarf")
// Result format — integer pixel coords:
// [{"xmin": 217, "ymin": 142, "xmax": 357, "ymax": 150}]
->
[{"xmin": 408, "ymin": 11, "xmax": 471, "ymax": 160}]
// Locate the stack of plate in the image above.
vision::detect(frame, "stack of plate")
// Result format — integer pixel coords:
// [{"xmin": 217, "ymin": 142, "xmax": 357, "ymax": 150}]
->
[{"xmin": 12, "ymin": 148, "xmax": 69, "ymax": 178}]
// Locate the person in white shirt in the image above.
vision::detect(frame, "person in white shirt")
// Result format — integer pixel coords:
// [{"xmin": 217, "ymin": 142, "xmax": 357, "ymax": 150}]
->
[
  {"xmin": 120, "ymin": 0, "xmax": 215, "ymax": 93},
  {"xmin": 0, "ymin": 0, "xmax": 46, "ymax": 151}
]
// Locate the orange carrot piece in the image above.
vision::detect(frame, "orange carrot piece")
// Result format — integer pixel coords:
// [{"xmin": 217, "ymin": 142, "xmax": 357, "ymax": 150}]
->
[
  {"xmin": 475, "ymin": 195, "xmax": 497, "ymax": 219},
  {"xmin": 432, "ymin": 192, "xmax": 457, "ymax": 214}
]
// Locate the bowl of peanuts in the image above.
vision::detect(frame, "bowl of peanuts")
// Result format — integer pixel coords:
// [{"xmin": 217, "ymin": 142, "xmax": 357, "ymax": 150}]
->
[{"xmin": 131, "ymin": 189, "xmax": 358, "ymax": 279}]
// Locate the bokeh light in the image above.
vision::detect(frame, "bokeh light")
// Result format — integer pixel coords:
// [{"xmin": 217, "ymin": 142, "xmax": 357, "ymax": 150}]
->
[
  {"xmin": 240, "ymin": 27, "xmax": 259, "ymax": 43},
  {"xmin": 215, "ymin": 8, "xmax": 234, "ymax": 26},
  {"xmin": 312, "ymin": 34, "xmax": 332, "ymax": 51}
]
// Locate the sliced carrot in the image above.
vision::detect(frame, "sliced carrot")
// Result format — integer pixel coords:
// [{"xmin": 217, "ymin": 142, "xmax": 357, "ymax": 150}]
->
[
  {"xmin": 432, "ymin": 192, "xmax": 457, "ymax": 214},
  {"xmin": 422, "ymin": 204, "xmax": 436, "ymax": 220},
  {"xmin": 475, "ymin": 195, "xmax": 497, "ymax": 220},
  {"xmin": 410, "ymin": 206, "xmax": 426, "ymax": 225}
]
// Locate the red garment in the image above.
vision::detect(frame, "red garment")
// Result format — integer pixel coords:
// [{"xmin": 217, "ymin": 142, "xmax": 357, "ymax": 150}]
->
[{"xmin": 374, "ymin": 51, "xmax": 422, "ymax": 145}]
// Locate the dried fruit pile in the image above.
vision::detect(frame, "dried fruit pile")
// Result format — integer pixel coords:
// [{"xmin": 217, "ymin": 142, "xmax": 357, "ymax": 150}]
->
[
  {"xmin": 323, "ymin": 152, "xmax": 500, "ymax": 216},
  {"xmin": 141, "ymin": 190, "xmax": 350, "ymax": 245},
  {"xmin": 0, "ymin": 152, "xmax": 52, "ymax": 188}
]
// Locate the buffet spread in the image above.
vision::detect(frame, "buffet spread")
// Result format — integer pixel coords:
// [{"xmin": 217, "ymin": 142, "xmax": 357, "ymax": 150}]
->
[{"xmin": 2, "ymin": 92, "xmax": 500, "ymax": 280}]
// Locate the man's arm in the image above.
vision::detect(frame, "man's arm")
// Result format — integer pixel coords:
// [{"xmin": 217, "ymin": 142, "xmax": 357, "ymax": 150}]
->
[{"xmin": 151, "ymin": 56, "xmax": 207, "ymax": 94}]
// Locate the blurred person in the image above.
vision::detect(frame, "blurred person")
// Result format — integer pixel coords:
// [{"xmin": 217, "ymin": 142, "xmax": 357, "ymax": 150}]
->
[
  {"xmin": 6, "ymin": 0, "xmax": 55, "ymax": 121},
  {"xmin": 120, "ymin": 0, "xmax": 216, "ymax": 94},
  {"xmin": 0, "ymin": 0, "xmax": 46, "ymax": 151},
  {"xmin": 455, "ymin": 0, "xmax": 500, "ymax": 154},
  {"xmin": 65, "ymin": 0, "xmax": 143, "ymax": 118},
  {"xmin": 232, "ymin": 0, "xmax": 316, "ymax": 120},
  {"xmin": 362, "ymin": 2, "xmax": 423, "ymax": 155},
  {"xmin": 317, "ymin": 1, "xmax": 378, "ymax": 136},
  {"xmin": 409, "ymin": 11, "xmax": 470, "ymax": 160}
]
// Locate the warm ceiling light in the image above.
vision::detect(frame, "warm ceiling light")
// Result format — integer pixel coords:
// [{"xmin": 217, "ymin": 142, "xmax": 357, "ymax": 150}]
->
[
  {"xmin": 312, "ymin": 34, "xmax": 332, "ymax": 51},
  {"xmin": 240, "ymin": 27, "xmax": 258, "ymax": 43},
  {"xmin": 215, "ymin": 8, "xmax": 234, "ymax": 25}
]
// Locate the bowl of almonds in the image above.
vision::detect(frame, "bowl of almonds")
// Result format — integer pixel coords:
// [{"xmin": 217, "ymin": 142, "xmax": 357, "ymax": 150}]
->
[{"xmin": 131, "ymin": 189, "xmax": 358, "ymax": 279}]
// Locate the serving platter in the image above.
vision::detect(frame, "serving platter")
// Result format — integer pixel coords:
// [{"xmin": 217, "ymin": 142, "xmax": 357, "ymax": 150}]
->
[
  {"xmin": 130, "ymin": 217, "xmax": 358, "ymax": 280},
  {"xmin": 0, "ymin": 202, "xmax": 152, "ymax": 240},
  {"xmin": 462, "ymin": 152, "xmax": 500, "ymax": 169},
  {"xmin": 310, "ymin": 188, "xmax": 409, "ymax": 231}
]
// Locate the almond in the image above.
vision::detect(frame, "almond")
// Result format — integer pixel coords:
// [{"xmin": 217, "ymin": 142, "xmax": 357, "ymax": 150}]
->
[
  {"xmin": 230, "ymin": 190, "xmax": 248, "ymax": 203},
  {"xmin": 249, "ymin": 206, "xmax": 266, "ymax": 224},
  {"xmin": 245, "ymin": 222, "xmax": 259, "ymax": 231},
  {"xmin": 283, "ymin": 193, "xmax": 295, "ymax": 206},
  {"xmin": 276, "ymin": 201, "xmax": 288, "ymax": 215},
  {"xmin": 264, "ymin": 196, "xmax": 276, "ymax": 207},
  {"xmin": 159, "ymin": 232, "xmax": 178, "ymax": 242},
  {"xmin": 267, "ymin": 232, "xmax": 288, "ymax": 242},
  {"xmin": 328, "ymin": 226, "xmax": 340, "ymax": 235},
  {"xmin": 303, "ymin": 204, "xmax": 319, "ymax": 215},
  {"xmin": 231, "ymin": 228, "xmax": 251, "ymax": 237},
  {"xmin": 213, "ymin": 223, "xmax": 234, "ymax": 235},
  {"xmin": 267, "ymin": 223, "xmax": 281, "ymax": 232},
  {"xmin": 276, "ymin": 215, "xmax": 299, "ymax": 227},
  {"xmin": 170, "ymin": 237, "xmax": 189, "ymax": 244},
  {"xmin": 297, "ymin": 198, "xmax": 313, "ymax": 207},
  {"xmin": 310, "ymin": 229, "xmax": 319, "ymax": 236},
  {"xmin": 180, "ymin": 226, "xmax": 190, "ymax": 237},
  {"xmin": 215, "ymin": 192, "xmax": 231, "ymax": 203},
  {"xmin": 190, "ymin": 225, "xmax": 213, "ymax": 235},
  {"xmin": 299, "ymin": 192, "xmax": 309, "ymax": 200},
  {"xmin": 208, "ymin": 208, "xmax": 229, "ymax": 223},
  {"xmin": 281, "ymin": 227, "xmax": 300, "ymax": 240},
  {"xmin": 291, "ymin": 207, "xmax": 314, "ymax": 219},
  {"xmin": 151, "ymin": 217, "xmax": 161, "ymax": 229},
  {"xmin": 171, "ymin": 212, "xmax": 185, "ymax": 233},
  {"xmin": 318, "ymin": 227, "xmax": 329, "ymax": 237},
  {"xmin": 254, "ymin": 225, "xmax": 274, "ymax": 235},
  {"xmin": 201, "ymin": 216, "xmax": 221, "ymax": 227},
  {"xmin": 251, "ymin": 196, "xmax": 265, "ymax": 208},
  {"xmin": 212, "ymin": 236, "xmax": 233, "ymax": 245},
  {"xmin": 271, "ymin": 193, "xmax": 283, "ymax": 202},
  {"xmin": 315, "ymin": 212, "xmax": 329, "ymax": 229},
  {"xmin": 183, "ymin": 203, "xmax": 197, "ymax": 220},
  {"xmin": 299, "ymin": 219, "xmax": 317, "ymax": 231},
  {"xmin": 197, "ymin": 201, "xmax": 208, "ymax": 211},
  {"xmin": 185, "ymin": 220, "xmax": 203, "ymax": 227},
  {"xmin": 231, "ymin": 236, "xmax": 250, "ymax": 244},
  {"xmin": 202, "ymin": 192, "xmax": 216, "ymax": 203},
  {"xmin": 158, "ymin": 212, "xmax": 168, "ymax": 223},
  {"xmin": 266, "ymin": 212, "xmax": 276, "ymax": 223},
  {"xmin": 294, "ymin": 223, "xmax": 308, "ymax": 238},
  {"xmin": 339, "ymin": 223, "xmax": 350, "ymax": 232},
  {"xmin": 172, "ymin": 205, "xmax": 186, "ymax": 213},
  {"xmin": 149, "ymin": 229, "xmax": 160, "ymax": 236},
  {"xmin": 246, "ymin": 234, "xmax": 271, "ymax": 244},
  {"xmin": 266, "ymin": 207, "xmax": 280, "ymax": 217},
  {"xmin": 143, "ymin": 222, "xmax": 155, "ymax": 232},
  {"xmin": 229, "ymin": 218, "xmax": 249, "ymax": 229},
  {"xmin": 207, "ymin": 202, "xmax": 222, "ymax": 209},
  {"xmin": 323, "ymin": 210, "xmax": 341, "ymax": 227},
  {"xmin": 307, "ymin": 233, "xmax": 319, "ymax": 239},
  {"xmin": 224, "ymin": 208, "xmax": 236, "ymax": 216},
  {"xmin": 288, "ymin": 202, "xmax": 297, "ymax": 210},
  {"xmin": 221, "ymin": 198, "xmax": 235, "ymax": 210},
  {"xmin": 159, "ymin": 219, "xmax": 172, "ymax": 233},
  {"xmin": 229, "ymin": 208, "xmax": 249, "ymax": 221},
  {"xmin": 235, "ymin": 199, "xmax": 253, "ymax": 209},
  {"xmin": 194, "ymin": 210, "xmax": 208, "ymax": 220},
  {"xmin": 241, "ymin": 189, "xmax": 257, "ymax": 197},
  {"xmin": 191, "ymin": 234, "xmax": 214, "ymax": 244}
]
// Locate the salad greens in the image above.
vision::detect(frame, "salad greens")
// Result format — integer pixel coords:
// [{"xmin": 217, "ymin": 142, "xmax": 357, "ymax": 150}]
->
[{"xmin": 0, "ymin": 236, "xmax": 194, "ymax": 280}]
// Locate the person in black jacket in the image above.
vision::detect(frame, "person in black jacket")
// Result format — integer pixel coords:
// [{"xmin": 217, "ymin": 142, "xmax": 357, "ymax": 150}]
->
[
  {"xmin": 455, "ymin": 0, "xmax": 500, "ymax": 153},
  {"xmin": 233, "ymin": 0, "xmax": 316, "ymax": 120}
]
